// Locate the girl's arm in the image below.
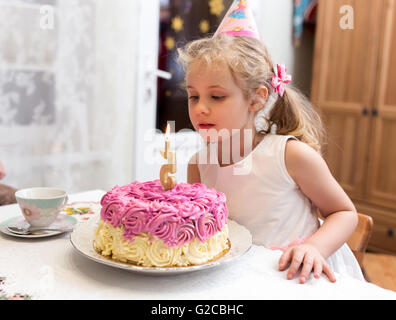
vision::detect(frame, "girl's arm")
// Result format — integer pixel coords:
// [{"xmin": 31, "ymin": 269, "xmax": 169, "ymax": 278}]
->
[
  {"xmin": 187, "ymin": 153, "xmax": 201, "ymax": 184},
  {"xmin": 279, "ymin": 139, "xmax": 358, "ymax": 283}
]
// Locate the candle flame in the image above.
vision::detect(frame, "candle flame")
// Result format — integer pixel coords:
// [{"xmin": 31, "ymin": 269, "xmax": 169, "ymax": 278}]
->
[{"xmin": 165, "ymin": 123, "xmax": 170, "ymax": 139}]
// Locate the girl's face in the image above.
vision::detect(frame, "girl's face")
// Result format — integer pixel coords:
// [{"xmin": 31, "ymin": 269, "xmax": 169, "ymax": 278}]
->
[{"xmin": 186, "ymin": 61, "xmax": 256, "ymax": 142}]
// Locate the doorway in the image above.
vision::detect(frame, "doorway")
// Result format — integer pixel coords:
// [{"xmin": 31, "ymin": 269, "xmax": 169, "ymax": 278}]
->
[
  {"xmin": 156, "ymin": 0, "xmax": 234, "ymax": 133},
  {"xmin": 134, "ymin": 0, "xmax": 234, "ymax": 182}
]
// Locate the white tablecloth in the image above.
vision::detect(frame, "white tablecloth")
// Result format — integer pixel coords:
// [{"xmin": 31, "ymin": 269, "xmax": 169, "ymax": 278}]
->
[{"xmin": 0, "ymin": 190, "xmax": 395, "ymax": 300}]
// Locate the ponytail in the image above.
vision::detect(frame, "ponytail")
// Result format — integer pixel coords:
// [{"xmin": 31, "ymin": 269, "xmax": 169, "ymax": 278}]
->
[{"xmin": 260, "ymin": 85, "xmax": 327, "ymax": 155}]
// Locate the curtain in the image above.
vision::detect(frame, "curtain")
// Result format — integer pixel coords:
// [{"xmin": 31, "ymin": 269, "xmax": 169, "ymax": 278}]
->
[{"xmin": 0, "ymin": 0, "xmax": 139, "ymax": 193}]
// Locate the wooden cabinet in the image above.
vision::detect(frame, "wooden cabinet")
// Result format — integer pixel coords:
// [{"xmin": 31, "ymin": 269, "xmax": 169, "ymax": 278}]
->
[{"xmin": 312, "ymin": 0, "xmax": 396, "ymax": 254}]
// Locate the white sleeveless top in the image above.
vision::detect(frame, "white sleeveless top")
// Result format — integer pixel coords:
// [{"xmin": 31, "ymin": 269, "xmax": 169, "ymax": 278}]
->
[
  {"xmin": 197, "ymin": 134, "xmax": 319, "ymax": 248},
  {"xmin": 195, "ymin": 134, "xmax": 364, "ymax": 280}
]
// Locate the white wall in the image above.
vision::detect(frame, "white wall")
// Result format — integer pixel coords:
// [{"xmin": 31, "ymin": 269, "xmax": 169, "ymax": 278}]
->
[
  {"xmin": 252, "ymin": 0, "xmax": 295, "ymax": 75},
  {"xmin": 252, "ymin": 0, "xmax": 314, "ymax": 97},
  {"xmin": 93, "ymin": 0, "xmax": 139, "ymax": 188}
]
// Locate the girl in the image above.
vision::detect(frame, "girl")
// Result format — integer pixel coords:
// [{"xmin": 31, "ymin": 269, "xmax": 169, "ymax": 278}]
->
[{"xmin": 177, "ymin": 34, "xmax": 364, "ymax": 283}]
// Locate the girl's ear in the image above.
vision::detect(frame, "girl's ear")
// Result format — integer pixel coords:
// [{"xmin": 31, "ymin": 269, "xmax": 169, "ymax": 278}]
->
[{"xmin": 249, "ymin": 86, "xmax": 268, "ymax": 112}]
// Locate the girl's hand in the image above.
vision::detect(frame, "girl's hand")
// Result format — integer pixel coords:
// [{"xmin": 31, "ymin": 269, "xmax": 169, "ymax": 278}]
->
[
  {"xmin": 0, "ymin": 161, "xmax": 5, "ymax": 180},
  {"xmin": 278, "ymin": 244, "xmax": 337, "ymax": 284}
]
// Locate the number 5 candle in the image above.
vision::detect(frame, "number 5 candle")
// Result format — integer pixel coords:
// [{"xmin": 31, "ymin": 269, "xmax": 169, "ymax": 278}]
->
[{"xmin": 160, "ymin": 123, "xmax": 177, "ymax": 190}]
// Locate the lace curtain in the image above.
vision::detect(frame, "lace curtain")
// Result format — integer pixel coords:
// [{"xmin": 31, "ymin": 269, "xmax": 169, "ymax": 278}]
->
[{"xmin": 0, "ymin": 0, "xmax": 139, "ymax": 193}]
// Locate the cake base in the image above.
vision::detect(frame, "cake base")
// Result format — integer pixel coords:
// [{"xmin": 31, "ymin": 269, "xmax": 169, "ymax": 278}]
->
[
  {"xmin": 93, "ymin": 220, "xmax": 230, "ymax": 268},
  {"xmin": 94, "ymin": 239, "xmax": 231, "ymax": 268}
]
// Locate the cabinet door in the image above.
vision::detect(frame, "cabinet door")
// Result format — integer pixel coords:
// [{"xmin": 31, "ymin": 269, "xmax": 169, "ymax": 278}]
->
[
  {"xmin": 311, "ymin": 0, "xmax": 383, "ymax": 200},
  {"xmin": 367, "ymin": 0, "xmax": 396, "ymax": 210}
]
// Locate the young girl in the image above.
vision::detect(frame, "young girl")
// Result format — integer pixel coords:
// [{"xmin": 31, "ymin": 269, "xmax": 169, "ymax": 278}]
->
[{"xmin": 177, "ymin": 33, "xmax": 364, "ymax": 283}]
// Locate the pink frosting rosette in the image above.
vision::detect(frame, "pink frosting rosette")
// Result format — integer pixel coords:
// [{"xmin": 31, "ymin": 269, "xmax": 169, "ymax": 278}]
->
[
  {"xmin": 126, "ymin": 188, "xmax": 144, "ymax": 199},
  {"xmin": 100, "ymin": 199, "xmax": 126, "ymax": 227},
  {"xmin": 140, "ymin": 179, "xmax": 161, "ymax": 190},
  {"xmin": 147, "ymin": 212, "xmax": 182, "ymax": 246},
  {"xmin": 150, "ymin": 200, "xmax": 163, "ymax": 212},
  {"xmin": 121, "ymin": 199, "xmax": 151, "ymax": 239},
  {"xmin": 157, "ymin": 201, "xmax": 179, "ymax": 215},
  {"xmin": 170, "ymin": 183, "xmax": 202, "ymax": 199},
  {"xmin": 194, "ymin": 190, "xmax": 219, "ymax": 207},
  {"xmin": 143, "ymin": 189, "xmax": 166, "ymax": 201},
  {"xmin": 176, "ymin": 221, "xmax": 196, "ymax": 246},
  {"xmin": 213, "ymin": 202, "xmax": 228, "ymax": 232},
  {"xmin": 178, "ymin": 201, "xmax": 206, "ymax": 220},
  {"xmin": 100, "ymin": 185, "xmax": 120, "ymax": 206},
  {"xmin": 195, "ymin": 213, "xmax": 217, "ymax": 242},
  {"xmin": 167, "ymin": 194, "xmax": 189, "ymax": 203}
]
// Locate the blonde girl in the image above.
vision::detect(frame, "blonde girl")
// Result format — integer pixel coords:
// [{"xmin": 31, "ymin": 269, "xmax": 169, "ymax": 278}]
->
[{"xmin": 178, "ymin": 34, "xmax": 364, "ymax": 283}]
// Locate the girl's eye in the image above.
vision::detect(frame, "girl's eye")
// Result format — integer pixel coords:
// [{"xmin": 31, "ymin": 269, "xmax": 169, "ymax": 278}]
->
[
  {"xmin": 188, "ymin": 96, "xmax": 198, "ymax": 100},
  {"xmin": 212, "ymin": 96, "xmax": 225, "ymax": 100}
]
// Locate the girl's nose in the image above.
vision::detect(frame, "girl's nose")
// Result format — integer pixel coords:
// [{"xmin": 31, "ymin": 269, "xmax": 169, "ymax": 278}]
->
[{"xmin": 195, "ymin": 101, "xmax": 210, "ymax": 115}]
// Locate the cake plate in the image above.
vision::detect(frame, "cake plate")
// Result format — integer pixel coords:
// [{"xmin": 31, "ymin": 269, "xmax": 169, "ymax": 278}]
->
[{"xmin": 70, "ymin": 217, "xmax": 252, "ymax": 276}]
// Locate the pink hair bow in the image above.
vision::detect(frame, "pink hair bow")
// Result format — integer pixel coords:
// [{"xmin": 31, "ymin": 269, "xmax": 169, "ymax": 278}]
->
[{"xmin": 271, "ymin": 64, "xmax": 292, "ymax": 97}]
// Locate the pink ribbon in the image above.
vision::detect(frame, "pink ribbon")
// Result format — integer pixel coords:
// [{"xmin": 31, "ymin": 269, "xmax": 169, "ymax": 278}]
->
[{"xmin": 271, "ymin": 64, "xmax": 292, "ymax": 97}]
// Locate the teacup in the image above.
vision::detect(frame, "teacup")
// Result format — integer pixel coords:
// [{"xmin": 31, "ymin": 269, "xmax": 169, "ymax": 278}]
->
[{"xmin": 15, "ymin": 187, "xmax": 69, "ymax": 228}]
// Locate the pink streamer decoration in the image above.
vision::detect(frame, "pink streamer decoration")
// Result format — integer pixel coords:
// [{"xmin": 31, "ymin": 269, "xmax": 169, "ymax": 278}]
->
[{"xmin": 271, "ymin": 64, "xmax": 292, "ymax": 97}]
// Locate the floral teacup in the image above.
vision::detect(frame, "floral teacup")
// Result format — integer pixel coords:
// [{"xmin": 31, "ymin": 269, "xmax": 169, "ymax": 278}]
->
[{"xmin": 15, "ymin": 188, "xmax": 68, "ymax": 228}]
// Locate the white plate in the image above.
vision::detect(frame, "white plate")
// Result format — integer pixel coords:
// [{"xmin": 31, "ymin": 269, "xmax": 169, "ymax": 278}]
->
[
  {"xmin": 0, "ymin": 215, "xmax": 78, "ymax": 239},
  {"xmin": 70, "ymin": 217, "xmax": 252, "ymax": 275}
]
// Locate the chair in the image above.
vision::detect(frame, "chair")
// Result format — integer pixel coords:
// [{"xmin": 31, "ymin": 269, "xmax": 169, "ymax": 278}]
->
[{"xmin": 346, "ymin": 213, "xmax": 374, "ymax": 274}]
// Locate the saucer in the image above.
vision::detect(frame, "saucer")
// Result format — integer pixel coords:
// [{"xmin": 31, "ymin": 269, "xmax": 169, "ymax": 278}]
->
[{"xmin": 0, "ymin": 214, "xmax": 78, "ymax": 238}]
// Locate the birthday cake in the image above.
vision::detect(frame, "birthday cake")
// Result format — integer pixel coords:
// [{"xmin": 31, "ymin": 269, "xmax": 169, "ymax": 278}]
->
[{"xmin": 94, "ymin": 180, "xmax": 230, "ymax": 267}]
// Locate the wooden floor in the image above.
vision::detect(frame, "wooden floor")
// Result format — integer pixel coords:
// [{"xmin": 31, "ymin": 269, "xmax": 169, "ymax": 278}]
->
[{"xmin": 363, "ymin": 252, "xmax": 396, "ymax": 292}]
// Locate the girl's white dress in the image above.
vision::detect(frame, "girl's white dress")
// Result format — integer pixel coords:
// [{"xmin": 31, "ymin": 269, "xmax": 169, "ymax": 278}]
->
[{"xmin": 195, "ymin": 134, "xmax": 364, "ymax": 281}]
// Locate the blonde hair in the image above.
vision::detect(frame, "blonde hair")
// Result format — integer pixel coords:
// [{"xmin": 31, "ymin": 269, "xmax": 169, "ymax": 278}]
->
[{"xmin": 177, "ymin": 34, "xmax": 327, "ymax": 154}]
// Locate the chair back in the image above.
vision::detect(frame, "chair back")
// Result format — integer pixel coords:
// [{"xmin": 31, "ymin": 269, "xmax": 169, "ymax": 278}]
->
[{"xmin": 347, "ymin": 213, "xmax": 374, "ymax": 268}]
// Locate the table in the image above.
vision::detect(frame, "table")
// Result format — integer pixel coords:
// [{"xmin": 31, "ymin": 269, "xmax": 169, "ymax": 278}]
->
[{"xmin": 0, "ymin": 190, "xmax": 395, "ymax": 300}]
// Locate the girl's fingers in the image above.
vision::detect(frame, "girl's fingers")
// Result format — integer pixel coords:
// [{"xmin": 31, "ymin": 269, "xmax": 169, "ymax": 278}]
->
[
  {"xmin": 313, "ymin": 259, "xmax": 323, "ymax": 279},
  {"xmin": 299, "ymin": 255, "xmax": 314, "ymax": 283},
  {"xmin": 323, "ymin": 262, "xmax": 337, "ymax": 282},
  {"xmin": 278, "ymin": 248, "xmax": 293, "ymax": 271},
  {"xmin": 278, "ymin": 246, "xmax": 336, "ymax": 284},
  {"xmin": 286, "ymin": 249, "xmax": 305, "ymax": 280}
]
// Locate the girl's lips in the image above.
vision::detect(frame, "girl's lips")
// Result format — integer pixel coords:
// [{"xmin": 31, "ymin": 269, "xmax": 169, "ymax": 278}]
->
[{"xmin": 199, "ymin": 124, "xmax": 215, "ymax": 129}]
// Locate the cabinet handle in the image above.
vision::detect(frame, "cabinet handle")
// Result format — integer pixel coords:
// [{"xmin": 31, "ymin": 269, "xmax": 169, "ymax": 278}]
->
[
  {"xmin": 372, "ymin": 109, "xmax": 379, "ymax": 117},
  {"xmin": 387, "ymin": 229, "xmax": 394, "ymax": 238},
  {"xmin": 362, "ymin": 108, "xmax": 369, "ymax": 116}
]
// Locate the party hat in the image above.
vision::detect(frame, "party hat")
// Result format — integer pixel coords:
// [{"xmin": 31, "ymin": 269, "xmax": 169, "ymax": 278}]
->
[{"xmin": 214, "ymin": 0, "xmax": 260, "ymax": 40}]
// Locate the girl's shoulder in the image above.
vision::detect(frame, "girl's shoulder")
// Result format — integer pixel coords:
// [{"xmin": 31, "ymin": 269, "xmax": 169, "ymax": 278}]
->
[{"xmin": 284, "ymin": 138, "xmax": 327, "ymax": 184}]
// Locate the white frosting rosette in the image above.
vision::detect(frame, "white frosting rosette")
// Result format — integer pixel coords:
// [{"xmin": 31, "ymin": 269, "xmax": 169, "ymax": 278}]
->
[{"xmin": 146, "ymin": 237, "xmax": 182, "ymax": 267}]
